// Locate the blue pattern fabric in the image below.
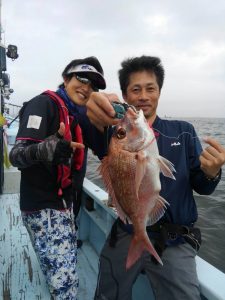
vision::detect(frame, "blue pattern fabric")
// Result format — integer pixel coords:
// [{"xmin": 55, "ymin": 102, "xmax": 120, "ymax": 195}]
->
[{"xmin": 22, "ymin": 208, "xmax": 78, "ymax": 300}]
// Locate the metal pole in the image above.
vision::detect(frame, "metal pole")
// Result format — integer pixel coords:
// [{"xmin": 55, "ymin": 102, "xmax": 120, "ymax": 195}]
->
[
  {"xmin": 0, "ymin": 0, "xmax": 2, "ymax": 43},
  {"xmin": 0, "ymin": 0, "xmax": 4, "ymax": 115},
  {"xmin": 0, "ymin": 0, "xmax": 4, "ymax": 194}
]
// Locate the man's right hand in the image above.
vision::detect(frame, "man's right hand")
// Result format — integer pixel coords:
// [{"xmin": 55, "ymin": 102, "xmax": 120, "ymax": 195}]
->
[{"xmin": 86, "ymin": 92, "xmax": 122, "ymax": 132}]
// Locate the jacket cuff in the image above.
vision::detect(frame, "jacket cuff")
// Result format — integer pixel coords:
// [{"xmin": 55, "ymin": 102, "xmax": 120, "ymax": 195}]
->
[{"xmin": 204, "ymin": 169, "xmax": 222, "ymax": 182}]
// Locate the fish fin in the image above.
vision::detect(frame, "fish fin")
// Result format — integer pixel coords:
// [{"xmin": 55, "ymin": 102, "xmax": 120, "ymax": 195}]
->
[
  {"xmin": 157, "ymin": 156, "xmax": 176, "ymax": 180},
  {"xmin": 116, "ymin": 206, "xmax": 131, "ymax": 224},
  {"xmin": 126, "ymin": 233, "xmax": 163, "ymax": 269},
  {"xmin": 98, "ymin": 157, "xmax": 114, "ymax": 205},
  {"xmin": 98, "ymin": 158, "xmax": 129, "ymax": 223},
  {"xmin": 148, "ymin": 195, "xmax": 169, "ymax": 225},
  {"xmin": 135, "ymin": 151, "xmax": 147, "ymax": 195}
]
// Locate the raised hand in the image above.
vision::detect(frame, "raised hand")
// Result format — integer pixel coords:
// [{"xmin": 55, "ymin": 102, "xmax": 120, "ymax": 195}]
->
[
  {"xmin": 86, "ymin": 92, "xmax": 122, "ymax": 132},
  {"xmin": 200, "ymin": 137, "xmax": 225, "ymax": 178},
  {"xmin": 36, "ymin": 122, "xmax": 84, "ymax": 164},
  {"xmin": 57, "ymin": 122, "xmax": 84, "ymax": 152}
]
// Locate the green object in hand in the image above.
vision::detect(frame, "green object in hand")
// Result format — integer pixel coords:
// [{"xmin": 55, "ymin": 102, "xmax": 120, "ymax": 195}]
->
[{"xmin": 111, "ymin": 102, "xmax": 126, "ymax": 119}]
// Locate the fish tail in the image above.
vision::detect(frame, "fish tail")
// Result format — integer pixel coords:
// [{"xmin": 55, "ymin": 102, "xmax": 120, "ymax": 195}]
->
[{"xmin": 126, "ymin": 233, "xmax": 163, "ymax": 270}]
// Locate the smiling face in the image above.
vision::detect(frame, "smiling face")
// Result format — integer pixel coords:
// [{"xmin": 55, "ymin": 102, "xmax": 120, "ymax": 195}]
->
[
  {"xmin": 123, "ymin": 70, "xmax": 160, "ymax": 123},
  {"xmin": 64, "ymin": 74, "xmax": 94, "ymax": 106}
]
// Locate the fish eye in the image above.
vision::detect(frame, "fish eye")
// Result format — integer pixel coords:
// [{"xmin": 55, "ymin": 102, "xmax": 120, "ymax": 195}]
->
[{"xmin": 116, "ymin": 127, "xmax": 126, "ymax": 139}]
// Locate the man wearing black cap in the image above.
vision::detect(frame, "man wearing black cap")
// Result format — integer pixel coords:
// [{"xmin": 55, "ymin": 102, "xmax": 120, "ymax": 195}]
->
[{"xmin": 9, "ymin": 56, "xmax": 111, "ymax": 300}]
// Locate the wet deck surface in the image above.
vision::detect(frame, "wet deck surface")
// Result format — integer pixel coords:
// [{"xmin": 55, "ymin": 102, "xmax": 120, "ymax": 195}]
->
[{"xmin": 0, "ymin": 192, "xmax": 97, "ymax": 300}]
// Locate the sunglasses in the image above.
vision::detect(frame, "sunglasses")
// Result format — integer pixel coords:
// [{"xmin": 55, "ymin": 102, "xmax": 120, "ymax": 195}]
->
[{"xmin": 75, "ymin": 75, "xmax": 98, "ymax": 91}]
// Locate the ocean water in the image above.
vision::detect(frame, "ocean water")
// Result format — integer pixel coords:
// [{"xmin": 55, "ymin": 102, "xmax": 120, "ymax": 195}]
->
[{"xmin": 86, "ymin": 117, "xmax": 225, "ymax": 274}]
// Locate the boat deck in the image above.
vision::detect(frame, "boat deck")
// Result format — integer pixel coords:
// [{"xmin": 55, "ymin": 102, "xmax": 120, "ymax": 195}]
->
[
  {"xmin": 0, "ymin": 169, "xmax": 98, "ymax": 300},
  {"xmin": 1, "ymin": 167, "xmax": 225, "ymax": 300}
]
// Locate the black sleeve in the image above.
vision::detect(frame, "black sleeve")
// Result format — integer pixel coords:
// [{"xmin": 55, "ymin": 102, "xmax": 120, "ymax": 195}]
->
[
  {"xmin": 17, "ymin": 94, "xmax": 59, "ymax": 141},
  {"xmin": 10, "ymin": 94, "xmax": 59, "ymax": 169},
  {"xmin": 78, "ymin": 112, "xmax": 112, "ymax": 160},
  {"xmin": 9, "ymin": 140, "xmax": 39, "ymax": 169}
]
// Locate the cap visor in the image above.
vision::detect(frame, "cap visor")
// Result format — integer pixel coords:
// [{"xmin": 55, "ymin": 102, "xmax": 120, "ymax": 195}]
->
[{"xmin": 76, "ymin": 71, "xmax": 106, "ymax": 90}]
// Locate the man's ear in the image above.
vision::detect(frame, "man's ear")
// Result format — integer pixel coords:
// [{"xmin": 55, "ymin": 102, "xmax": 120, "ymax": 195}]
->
[{"xmin": 122, "ymin": 93, "xmax": 127, "ymax": 102}]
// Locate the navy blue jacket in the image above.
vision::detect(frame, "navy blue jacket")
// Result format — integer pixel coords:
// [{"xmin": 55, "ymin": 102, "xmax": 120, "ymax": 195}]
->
[{"xmin": 153, "ymin": 116, "xmax": 220, "ymax": 225}]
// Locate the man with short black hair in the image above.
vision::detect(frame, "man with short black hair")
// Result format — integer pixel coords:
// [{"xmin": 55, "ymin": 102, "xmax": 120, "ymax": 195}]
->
[{"xmin": 86, "ymin": 55, "xmax": 225, "ymax": 300}]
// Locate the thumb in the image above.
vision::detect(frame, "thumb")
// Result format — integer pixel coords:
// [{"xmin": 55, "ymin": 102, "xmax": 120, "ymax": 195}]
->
[
  {"xmin": 57, "ymin": 122, "xmax": 65, "ymax": 138},
  {"xmin": 70, "ymin": 141, "xmax": 85, "ymax": 151}
]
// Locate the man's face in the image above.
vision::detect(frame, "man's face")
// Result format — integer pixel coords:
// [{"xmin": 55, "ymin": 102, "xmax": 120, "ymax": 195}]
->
[
  {"xmin": 123, "ymin": 70, "xmax": 160, "ymax": 122},
  {"xmin": 64, "ymin": 74, "xmax": 94, "ymax": 106}
]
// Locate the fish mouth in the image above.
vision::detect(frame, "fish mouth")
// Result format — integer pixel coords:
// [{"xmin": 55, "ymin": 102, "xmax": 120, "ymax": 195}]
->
[
  {"xmin": 125, "ymin": 106, "xmax": 138, "ymax": 119},
  {"xmin": 128, "ymin": 105, "xmax": 137, "ymax": 113}
]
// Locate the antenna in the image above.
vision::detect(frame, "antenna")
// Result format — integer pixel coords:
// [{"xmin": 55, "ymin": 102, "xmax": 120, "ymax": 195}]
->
[
  {"xmin": 0, "ymin": 0, "xmax": 19, "ymax": 194},
  {"xmin": 0, "ymin": 0, "xmax": 4, "ymax": 44},
  {"xmin": 0, "ymin": 0, "xmax": 2, "ymax": 42},
  {"xmin": 0, "ymin": 0, "xmax": 18, "ymax": 115},
  {"xmin": 0, "ymin": 0, "xmax": 6, "ymax": 115}
]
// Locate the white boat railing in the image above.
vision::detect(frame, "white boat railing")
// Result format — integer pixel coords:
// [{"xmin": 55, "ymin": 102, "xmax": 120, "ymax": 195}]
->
[{"xmin": 80, "ymin": 178, "xmax": 225, "ymax": 300}]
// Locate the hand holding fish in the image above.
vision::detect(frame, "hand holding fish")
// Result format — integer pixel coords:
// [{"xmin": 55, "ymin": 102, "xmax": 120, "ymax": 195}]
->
[
  {"xmin": 86, "ymin": 92, "xmax": 122, "ymax": 132},
  {"xmin": 200, "ymin": 137, "xmax": 225, "ymax": 178}
]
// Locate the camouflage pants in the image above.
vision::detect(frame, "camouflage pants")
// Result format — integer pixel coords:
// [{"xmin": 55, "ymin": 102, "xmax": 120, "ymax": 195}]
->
[{"xmin": 22, "ymin": 208, "xmax": 78, "ymax": 300}]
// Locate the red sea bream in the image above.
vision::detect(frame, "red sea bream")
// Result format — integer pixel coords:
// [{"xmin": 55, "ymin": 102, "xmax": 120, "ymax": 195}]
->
[{"xmin": 99, "ymin": 108, "xmax": 176, "ymax": 269}]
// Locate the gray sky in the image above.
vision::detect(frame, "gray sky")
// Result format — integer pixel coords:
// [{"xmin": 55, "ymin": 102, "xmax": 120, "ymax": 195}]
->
[{"xmin": 2, "ymin": 0, "xmax": 225, "ymax": 118}]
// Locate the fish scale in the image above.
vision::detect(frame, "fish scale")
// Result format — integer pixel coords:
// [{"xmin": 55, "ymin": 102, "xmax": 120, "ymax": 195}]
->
[{"xmin": 99, "ymin": 108, "xmax": 176, "ymax": 269}]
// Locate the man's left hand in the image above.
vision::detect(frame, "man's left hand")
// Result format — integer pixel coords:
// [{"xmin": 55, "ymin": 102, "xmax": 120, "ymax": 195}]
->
[{"xmin": 200, "ymin": 137, "xmax": 225, "ymax": 178}]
